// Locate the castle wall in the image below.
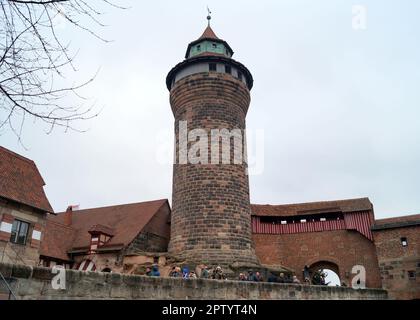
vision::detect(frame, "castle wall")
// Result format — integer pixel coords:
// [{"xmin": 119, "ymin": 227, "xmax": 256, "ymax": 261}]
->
[
  {"xmin": 253, "ymin": 229, "xmax": 382, "ymax": 288},
  {"xmin": 0, "ymin": 263, "xmax": 388, "ymax": 300},
  {"xmin": 373, "ymin": 225, "xmax": 420, "ymax": 300}
]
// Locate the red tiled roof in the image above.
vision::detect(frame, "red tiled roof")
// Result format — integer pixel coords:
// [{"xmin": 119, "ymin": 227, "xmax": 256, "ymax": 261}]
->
[
  {"xmin": 42, "ymin": 199, "xmax": 169, "ymax": 259},
  {"xmin": 374, "ymin": 214, "xmax": 420, "ymax": 225},
  {"xmin": 199, "ymin": 26, "xmax": 219, "ymax": 40},
  {"xmin": 0, "ymin": 146, "xmax": 53, "ymax": 213},
  {"xmin": 251, "ymin": 197, "xmax": 373, "ymax": 217},
  {"xmin": 40, "ymin": 218, "xmax": 76, "ymax": 261}
]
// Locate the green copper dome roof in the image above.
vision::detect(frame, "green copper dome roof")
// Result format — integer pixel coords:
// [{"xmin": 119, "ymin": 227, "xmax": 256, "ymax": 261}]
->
[{"xmin": 185, "ymin": 26, "xmax": 234, "ymax": 59}]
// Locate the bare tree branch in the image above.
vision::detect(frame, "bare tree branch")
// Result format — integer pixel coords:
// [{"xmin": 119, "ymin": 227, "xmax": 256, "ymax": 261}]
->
[{"xmin": 0, "ymin": 0, "xmax": 127, "ymax": 142}]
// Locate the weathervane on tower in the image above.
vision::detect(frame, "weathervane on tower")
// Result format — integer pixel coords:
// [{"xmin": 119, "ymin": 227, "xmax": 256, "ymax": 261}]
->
[{"xmin": 207, "ymin": 6, "xmax": 212, "ymax": 26}]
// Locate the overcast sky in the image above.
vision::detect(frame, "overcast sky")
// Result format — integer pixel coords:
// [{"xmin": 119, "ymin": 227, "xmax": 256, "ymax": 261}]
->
[{"xmin": 1, "ymin": 0, "xmax": 419, "ymax": 219}]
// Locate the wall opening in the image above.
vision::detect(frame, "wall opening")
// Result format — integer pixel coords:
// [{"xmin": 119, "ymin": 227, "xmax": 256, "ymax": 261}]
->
[{"xmin": 308, "ymin": 261, "xmax": 341, "ymax": 286}]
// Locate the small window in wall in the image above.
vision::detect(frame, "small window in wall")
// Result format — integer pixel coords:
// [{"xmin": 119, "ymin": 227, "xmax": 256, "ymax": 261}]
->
[
  {"xmin": 225, "ymin": 65, "xmax": 231, "ymax": 74},
  {"xmin": 408, "ymin": 271, "xmax": 416, "ymax": 280},
  {"xmin": 237, "ymin": 71, "xmax": 243, "ymax": 81},
  {"xmin": 212, "ymin": 43, "xmax": 217, "ymax": 48},
  {"xmin": 401, "ymin": 237, "xmax": 408, "ymax": 247},
  {"xmin": 209, "ymin": 63, "xmax": 217, "ymax": 71},
  {"xmin": 197, "ymin": 45, "xmax": 201, "ymax": 51},
  {"xmin": 10, "ymin": 220, "xmax": 29, "ymax": 245}
]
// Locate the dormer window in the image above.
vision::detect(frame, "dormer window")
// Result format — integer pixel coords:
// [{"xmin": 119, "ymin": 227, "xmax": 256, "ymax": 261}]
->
[
  {"xmin": 99, "ymin": 234, "xmax": 111, "ymax": 246},
  {"xmin": 88, "ymin": 224, "xmax": 115, "ymax": 253},
  {"xmin": 90, "ymin": 233, "xmax": 111, "ymax": 253}
]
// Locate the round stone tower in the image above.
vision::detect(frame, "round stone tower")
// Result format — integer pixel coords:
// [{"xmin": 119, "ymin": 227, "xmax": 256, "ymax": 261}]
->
[{"xmin": 166, "ymin": 21, "xmax": 259, "ymax": 269}]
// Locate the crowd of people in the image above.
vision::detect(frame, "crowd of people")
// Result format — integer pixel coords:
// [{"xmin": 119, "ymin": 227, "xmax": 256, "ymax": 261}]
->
[
  {"xmin": 144, "ymin": 263, "xmax": 343, "ymax": 286},
  {"xmin": 145, "ymin": 264, "xmax": 303, "ymax": 284},
  {"xmin": 168, "ymin": 265, "xmax": 226, "ymax": 280}
]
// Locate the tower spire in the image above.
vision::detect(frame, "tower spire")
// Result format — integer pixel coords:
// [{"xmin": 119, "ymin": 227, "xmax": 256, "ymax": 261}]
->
[{"xmin": 207, "ymin": 6, "xmax": 212, "ymax": 27}]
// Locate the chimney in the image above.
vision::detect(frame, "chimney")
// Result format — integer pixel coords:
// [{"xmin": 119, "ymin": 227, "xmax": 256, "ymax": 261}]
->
[{"xmin": 64, "ymin": 205, "xmax": 73, "ymax": 226}]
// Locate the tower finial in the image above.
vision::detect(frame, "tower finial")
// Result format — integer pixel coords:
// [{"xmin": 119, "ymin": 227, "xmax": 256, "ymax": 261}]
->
[{"xmin": 207, "ymin": 6, "xmax": 212, "ymax": 26}]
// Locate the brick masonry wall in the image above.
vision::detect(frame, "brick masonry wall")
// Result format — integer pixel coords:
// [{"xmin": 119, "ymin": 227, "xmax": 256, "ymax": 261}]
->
[
  {"xmin": 373, "ymin": 225, "xmax": 420, "ymax": 300},
  {"xmin": 0, "ymin": 201, "xmax": 46, "ymax": 266},
  {"xmin": 253, "ymin": 229, "xmax": 382, "ymax": 288},
  {"xmin": 168, "ymin": 72, "xmax": 258, "ymax": 267},
  {"xmin": 0, "ymin": 262, "xmax": 388, "ymax": 300}
]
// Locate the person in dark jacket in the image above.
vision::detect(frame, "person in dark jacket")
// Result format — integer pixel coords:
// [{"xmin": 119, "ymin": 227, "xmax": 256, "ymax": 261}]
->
[
  {"xmin": 254, "ymin": 271, "xmax": 263, "ymax": 282},
  {"xmin": 268, "ymin": 273, "xmax": 278, "ymax": 283},
  {"xmin": 303, "ymin": 265, "xmax": 310, "ymax": 284},
  {"xmin": 247, "ymin": 270, "xmax": 254, "ymax": 281},
  {"xmin": 151, "ymin": 264, "xmax": 160, "ymax": 277}
]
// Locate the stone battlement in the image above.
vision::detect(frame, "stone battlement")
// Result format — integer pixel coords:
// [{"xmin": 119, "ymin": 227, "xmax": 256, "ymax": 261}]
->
[{"xmin": 0, "ymin": 263, "xmax": 388, "ymax": 300}]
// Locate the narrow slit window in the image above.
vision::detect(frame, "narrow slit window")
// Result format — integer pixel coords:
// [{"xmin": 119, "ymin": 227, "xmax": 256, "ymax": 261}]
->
[{"xmin": 225, "ymin": 65, "xmax": 231, "ymax": 74}]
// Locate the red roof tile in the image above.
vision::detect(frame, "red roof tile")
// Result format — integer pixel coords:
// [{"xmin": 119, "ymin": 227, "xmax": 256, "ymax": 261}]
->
[
  {"xmin": 42, "ymin": 199, "xmax": 169, "ymax": 259},
  {"xmin": 251, "ymin": 197, "xmax": 373, "ymax": 217},
  {"xmin": 374, "ymin": 214, "xmax": 420, "ymax": 225},
  {"xmin": 199, "ymin": 26, "xmax": 219, "ymax": 40},
  {"xmin": 40, "ymin": 218, "xmax": 76, "ymax": 261},
  {"xmin": 0, "ymin": 146, "xmax": 53, "ymax": 213}
]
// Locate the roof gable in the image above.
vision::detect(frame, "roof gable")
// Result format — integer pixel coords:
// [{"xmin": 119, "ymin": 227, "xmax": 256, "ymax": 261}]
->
[
  {"xmin": 0, "ymin": 146, "xmax": 53, "ymax": 212},
  {"xmin": 47, "ymin": 199, "xmax": 169, "ymax": 253}
]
